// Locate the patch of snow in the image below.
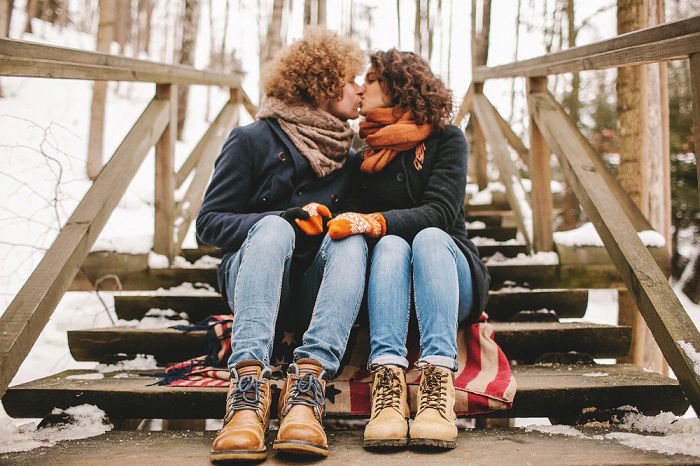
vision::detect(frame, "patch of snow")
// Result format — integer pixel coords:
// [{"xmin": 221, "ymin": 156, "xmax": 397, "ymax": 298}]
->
[
  {"xmin": 65, "ymin": 373, "xmax": 104, "ymax": 380},
  {"xmin": 470, "ymin": 236, "xmax": 522, "ymax": 246},
  {"xmin": 583, "ymin": 372, "xmax": 609, "ymax": 377},
  {"xmin": 677, "ymin": 341, "xmax": 700, "ymax": 377},
  {"xmin": 553, "ymin": 222, "xmax": 666, "ymax": 247},
  {"xmin": 0, "ymin": 405, "xmax": 111, "ymax": 454},
  {"xmin": 95, "ymin": 355, "xmax": 158, "ymax": 373},
  {"xmin": 91, "ymin": 235, "xmax": 153, "ymax": 254},
  {"xmin": 511, "ymin": 175, "xmax": 533, "ymax": 241},
  {"xmin": 112, "ymin": 373, "xmax": 129, "ymax": 379},
  {"xmin": 465, "ymin": 221, "xmax": 487, "ymax": 229},
  {"xmin": 148, "ymin": 251, "xmax": 169, "ymax": 268},
  {"xmin": 524, "ymin": 424, "xmax": 587, "ymax": 438},
  {"xmin": 171, "ymin": 254, "xmax": 221, "ymax": 269},
  {"xmin": 468, "ymin": 190, "xmax": 492, "ymax": 205},
  {"xmin": 160, "ymin": 282, "xmax": 219, "ymax": 295},
  {"xmin": 486, "ymin": 251, "xmax": 559, "ymax": 265},
  {"xmin": 604, "ymin": 411, "xmax": 700, "ymax": 458}
]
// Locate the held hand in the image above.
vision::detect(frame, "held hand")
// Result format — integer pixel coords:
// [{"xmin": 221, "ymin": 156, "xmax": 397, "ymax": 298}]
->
[
  {"xmin": 327, "ymin": 212, "xmax": 386, "ymax": 240},
  {"xmin": 294, "ymin": 202, "xmax": 332, "ymax": 236}
]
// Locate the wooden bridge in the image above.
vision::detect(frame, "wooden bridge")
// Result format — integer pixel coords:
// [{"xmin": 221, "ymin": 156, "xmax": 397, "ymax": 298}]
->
[{"xmin": 1, "ymin": 15, "xmax": 700, "ymax": 464}]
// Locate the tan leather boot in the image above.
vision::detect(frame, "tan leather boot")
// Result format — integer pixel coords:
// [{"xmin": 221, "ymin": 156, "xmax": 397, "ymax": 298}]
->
[
  {"xmin": 363, "ymin": 366, "xmax": 409, "ymax": 447},
  {"xmin": 210, "ymin": 360, "xmax": 272, "ymax": 461},
  {"xmin": 273, "ymin": 358, "xmax": 329, "ymax": 456},
  {"xmin": 410, "ymin": 364, "xmax": 458, "ymax": 449}
]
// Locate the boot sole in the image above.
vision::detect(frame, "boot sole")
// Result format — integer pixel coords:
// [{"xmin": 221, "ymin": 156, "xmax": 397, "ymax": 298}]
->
[
  {"xmin": 273, "ymin": 440, "xmax": 329, "ymax": 457},
  {"xmin": 363, "ymin": 438, "xmax": 408, "ymax": 448},
  {"xmin": 209, "ymin": 449, "xmax": 267, "ymax": 461},
  {"xmin": 410, "ymin": 438, "xmax": 457, "ymax": 449}
]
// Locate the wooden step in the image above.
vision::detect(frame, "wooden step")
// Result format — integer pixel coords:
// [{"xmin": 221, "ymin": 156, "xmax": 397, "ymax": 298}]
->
[
  {"xmin": 74, "ymin": 264, "xmax": 623, "ymax": 292},
  {"xmin": 476, "ymin": 244, "xmax": 528, "ymax": 258},
  {"xmin": 3, "ymin": 364, "xmax": 687, "ymax": 420},
  {"xmin": 2, "ymin": 428, "xmax": 697, "ymax": 466},
  {"xmin": 114, "ymin": 289, "xmax": 588, "ymax": 322},
  {"xmin": 466, "ymin": 214, "xmax": 503, "ymax": 227},
  {"xmin": 67, "ymin": 322, "xmax": 630, "ymax": 364},
  {"xmin": 467, "ymin": 227, "xmax": 517, "ymax": 241}
]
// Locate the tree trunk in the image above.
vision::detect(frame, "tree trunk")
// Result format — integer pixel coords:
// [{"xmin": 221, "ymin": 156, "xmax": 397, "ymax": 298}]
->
[
  {"xmin": 87, "ymin": 0, "xmax": 116, "ymax": 180},
  {"xmin": 0, "ymin": 0, "xmax": 12, "ymax": 37},
  {"xmin": 259, "ymin": 0, "xmax": 284, "ymax": 103},
  {"xmin": 114, "ymin": 0, "xmax": 132, "ymax": 54},
  {"xmin": 177, "ymin": 0, "xmax": 201, "ymax": 140},
  {"xmin": 317, "ymin": 0, "xmax": 326, "ymax": 25},
  {"xmin": 396, "ymin": 0, "xmax": 401, "ymax": 49},
  {"xmin": 137, "ymin": 0, "xmax": 154, "ymax": 55},
  {"xmin": 24, "ymin": 0, "xmax": 38, "ymax": 33},
  {"xmin": 304, "ymin": 0, "xmax": 311, "ymax": 25},
  {"xmin": 616, "ymin": 0, "xmax": 667, "ymax": 375},
  {"xmin": 414, "ymin": 0, "xmax": 421, "ymax": 56}
]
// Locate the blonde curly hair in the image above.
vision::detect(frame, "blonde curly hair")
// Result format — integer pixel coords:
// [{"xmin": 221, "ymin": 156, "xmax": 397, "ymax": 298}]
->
[{"xmin": 263, "ymin": 27, "xmax": 365, "ymax": 106}]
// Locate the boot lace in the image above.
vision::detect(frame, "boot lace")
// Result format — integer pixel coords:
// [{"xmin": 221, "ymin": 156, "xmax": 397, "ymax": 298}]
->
[
  {"xmin": 288, "ymin": 372, "xmax": 326, "ymax": 410},
  {"xmin": 372, "ymin": 368, "xmax": 403, "ymax": 413},
  {"xmin": 224, "ymin": 368, "xmax": 270, "ymax": 423},
  {"xmin": 417, "ymin": 365, "xmax": 448, "ymax": 416}
]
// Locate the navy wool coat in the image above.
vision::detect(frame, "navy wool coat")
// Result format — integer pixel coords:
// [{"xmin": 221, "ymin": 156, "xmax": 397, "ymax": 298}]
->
[{"xmin": 196, "ymin": 118, "xmax": 358, "ymax": 300}]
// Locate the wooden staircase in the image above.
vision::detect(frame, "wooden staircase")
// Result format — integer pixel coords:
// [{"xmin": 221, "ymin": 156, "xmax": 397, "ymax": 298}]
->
[{"xmin": 2, "ymin": 208, "xmax": 690, "ymax": 428}]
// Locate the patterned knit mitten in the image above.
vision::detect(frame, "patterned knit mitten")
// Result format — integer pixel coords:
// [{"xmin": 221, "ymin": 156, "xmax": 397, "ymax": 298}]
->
[
  {"xmin": 328, "ymin": 212, "xmax": 386, "ymax": 240},
  {"xmin": 294, "ymin": 202, "xmax": 332, "ymax": 236}
]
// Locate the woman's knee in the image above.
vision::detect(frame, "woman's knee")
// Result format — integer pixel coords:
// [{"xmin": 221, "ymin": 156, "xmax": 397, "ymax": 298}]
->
[
  {"xmin": 373, "ymin": 235, "xmax": 411, "ymax": 263},
  {"xmin": 412, "ymin": 227, "xmax": 452, "ymax": 256},
  {"xmin": 248, "ymin": 215, "xmax": 295, "ymax": 250}
]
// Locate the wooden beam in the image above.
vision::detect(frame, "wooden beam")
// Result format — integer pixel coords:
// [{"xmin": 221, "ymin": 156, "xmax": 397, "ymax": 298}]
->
[
  {"xmin": 474, "ymin": 16, "xmax": 700, "ymax": 80},
  {"xmin": 529, "ymin": 89, "xmax": 700, "ymax": 415},
  {"xmin": 239, "ymin": 86, "xmax": 257, "ymax": 119},
  {"xmin": 483, "ymin": 96, "xmax": 530, "ymax": 166},
  {"xmin": 0, "ymin": 98, "xmax": 169, "ymax": 399},
  {"xmin": 0, "ymin": 38, "xmax": 242, "ymax": 87},
  {"xmin": 689, "ymin": 52, "xmax": 700, "ymax": 200},
  {"xmin": 174, "ymin": 97, "xmax": 239, "ymax": 254},
  {"xmin": 453, "ymin": 83, "xmax": 475, "ymax": 126},
  {"xmin": 527, "ymin": 77, "xmax": 554, "ymax": 252},
  {"xmin": 472, "ymin": 93, "xmax": 532, "ymax": 249},
  {"xmin": 153, "ymin": 84, "xmax": 176, "ymax": 260}
]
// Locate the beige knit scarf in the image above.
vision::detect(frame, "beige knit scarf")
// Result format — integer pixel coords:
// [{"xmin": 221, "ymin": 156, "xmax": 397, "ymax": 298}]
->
[{"xmin": 257, "ymin": 96, "xmax": 354, "ymax": 177}]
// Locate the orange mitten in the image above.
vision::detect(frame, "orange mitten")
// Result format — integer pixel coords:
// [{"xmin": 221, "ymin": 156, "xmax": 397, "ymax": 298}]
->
[
  {"xmin": 294, "ymin": 202, "xmax": 332, "ymax": 236},
  {"xmin": 328, "ymin": 212, "xmax": 386, "ymax": 240}
]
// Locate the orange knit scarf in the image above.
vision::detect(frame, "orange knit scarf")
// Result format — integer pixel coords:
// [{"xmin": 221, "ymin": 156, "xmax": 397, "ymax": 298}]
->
[{"xmin": 359, "ymin": 107, "xmax": 433, "ymax": 174}]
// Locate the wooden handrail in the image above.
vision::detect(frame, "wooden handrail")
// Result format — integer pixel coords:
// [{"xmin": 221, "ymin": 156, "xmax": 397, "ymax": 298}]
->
[
  {"xmin": 528, "ymin": 88, "xmax": 700, "ymax": 414},
  {"xmin": 0, "ymin": 38, "xmax": 241, "ymax": 87},
  {"xmin": 474, "ymin": 15, "xmax": 700, "ymax": 80},
  {"xmin": 0, "ymin": 97, "xmax": 170, "ymax": 398},
  {"xmin": 472, "ymin": 92, "xmax": 533, "ymax": 250},
  {"xmin": 173, "ymin": 93, "xmax": 241, "ymax": 255}
]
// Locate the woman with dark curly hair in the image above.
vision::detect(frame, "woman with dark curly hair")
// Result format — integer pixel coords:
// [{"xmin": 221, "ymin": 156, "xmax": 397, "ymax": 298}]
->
[{"xmin": 327, "ymin": 49, "xmax": 490, "ymax": 449}]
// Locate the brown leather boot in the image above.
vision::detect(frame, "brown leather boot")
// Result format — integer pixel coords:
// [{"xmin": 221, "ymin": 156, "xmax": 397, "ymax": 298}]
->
[
  {"xmin": 410, "ymin": 364, "xmax": 458, "ymax": 449},
  {"xmin": 363, "ymin": 366, "xmax": 409, "ymax": 448},
  {"xmin": 210, "ymin": 360, "xmax": 272, "ymax": 461},
  {"xmin": 273, "ymin": 358, "xmax": 329, "ymax": 456}
]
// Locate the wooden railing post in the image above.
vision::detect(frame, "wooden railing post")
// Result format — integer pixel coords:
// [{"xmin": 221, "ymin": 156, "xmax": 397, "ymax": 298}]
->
[
  {"xmin": 472, "ymin": 83, "xmax": 488, "ymax": 191},
  {"xmin": 689, "ymin": 52, "xmax": 700, "ymax": 201},
  {"xmin": 154, "ymin": 84, "xmax": 177, "ymax": 261},
  {"xmin": 527, "ymin": 76, "xmax": 554, "ymax": 252}
]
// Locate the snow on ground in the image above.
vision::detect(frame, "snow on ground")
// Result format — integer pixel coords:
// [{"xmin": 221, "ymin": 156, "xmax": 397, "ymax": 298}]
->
[
  {"xmin": 485, "ymin": 251, "xmax": 559, "ymax": 265},
  {"xmin": 0, "ymin": 404, "xmax": 112, "ymax": 454},
  {"xmin": 677, "ymin": 341, "xmax": 700, "ymax": 377},
  {"xmin": 553, "ymin": 222, "xmax": 666, "ymax": 248}
]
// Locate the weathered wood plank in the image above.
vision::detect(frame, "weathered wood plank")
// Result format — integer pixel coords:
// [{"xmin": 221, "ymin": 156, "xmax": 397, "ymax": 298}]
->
[
  {"xmin": 67, "ymin": 322, "xmax": 631, "ymax": 364},
  {"xmin": 529, "ymin": 88, "xmax": 700, "ymax": 414},
  {"xmin": 153, "ymin": 84, "xmax": 176, "ymax": 260},
  {"xmin": 3, "ymin": 429, "xmax": 697, "ymax": 466},
  {"xmin": 174, "ymin": 97, "xmax": 239, "ymax": 254},
  {"xmin": 689, "ymin": 52, "xmax": 700, "ymax": 200},
  {"xmin": 3, "ymin": 364, "xmax": 687, "ymax": 419},
  {"xmin": 70, "ymin": 263, "xmax": 623, "ymax": 292},
  {"xmin": 474, "ymin": 16, "xmax": 700, "ymax": 80},
  {"xmin": 113, "ymin": 288, "xmax": 588, "ymax": 322},
  {"xmin": 467, "ymin": 227, "xmax": 517, "ymax": 241},
  {"xmin": 483, "ymin": 95, "xmax": 530, "ymax": 165},
  {"xmin": 452, "ymin": 83, "xmax": 474, "ymax": 126},
  {"xmin": 0, "ymin": 99, "xmax": 170, "ymax": 399},
  {"xmin": 472, "ymin": 93, "xmax": 532, "ymax": 249},
  {"xmin": 527, "ymin": 77, "xmax": 554, "ymax": 252},
  {"xmin": 0, "ymin": 38, "xmax": 241, "ymax": 87}
]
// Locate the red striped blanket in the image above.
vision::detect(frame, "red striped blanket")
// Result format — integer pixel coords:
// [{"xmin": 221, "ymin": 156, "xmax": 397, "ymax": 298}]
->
[{"xmin": 156, "ymin": 314, "xmax": 516, "ymax": 416}]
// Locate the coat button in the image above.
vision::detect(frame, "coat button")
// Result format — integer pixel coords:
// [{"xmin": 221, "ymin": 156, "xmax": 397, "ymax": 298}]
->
[
  {"xmin": 261, "ymin": 196, "xmax": 268, "ymax": 203},
  {"xmin": 396, "ymin": 172, "xmax": 405, "ymax": 182},
  {"xmin": 277, "ymin": 152, "xmax": 287, "ymax": 162},
  {"xmin": 297, "ymin": 190, "xmax": 303, "ymax": 196},
  {"xmin": 331, "ymin": 194, "xmax": 340, "ymax": 203}
]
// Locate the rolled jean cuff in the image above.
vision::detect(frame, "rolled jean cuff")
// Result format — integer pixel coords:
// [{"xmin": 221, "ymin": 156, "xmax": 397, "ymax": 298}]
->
[
  {"xmin": 368, "ymin": 354, "xmax": 409, "ymax": 371},
  {"xmin": 416, "ymin": 356, "xmax": 458, "ymax": 372}
]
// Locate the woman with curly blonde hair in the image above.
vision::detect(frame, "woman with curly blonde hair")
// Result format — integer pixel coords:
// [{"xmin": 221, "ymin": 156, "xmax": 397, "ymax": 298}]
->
[
  {"xmin": 328, "ymin": 49, "xmax": 490, "ymax": 450},
  {"xmin": 200, "ymin": 28, "xmax": 366, "ymax": 461}
]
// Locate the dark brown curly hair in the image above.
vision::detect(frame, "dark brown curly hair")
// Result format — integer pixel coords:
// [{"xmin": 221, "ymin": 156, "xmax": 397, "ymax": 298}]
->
[
  {"xmin": 370, "ymin": 49, "xmax": 453, "ymax": 130},
  {"xmin": 263, "ymin": 27, "xmax": 365, "ymax": 106}
]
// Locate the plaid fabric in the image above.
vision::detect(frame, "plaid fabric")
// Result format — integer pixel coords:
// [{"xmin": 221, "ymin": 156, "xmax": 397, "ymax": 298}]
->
[{"xmin": 155, "ymin": 313, "xmax": 516, "ymax": 416}]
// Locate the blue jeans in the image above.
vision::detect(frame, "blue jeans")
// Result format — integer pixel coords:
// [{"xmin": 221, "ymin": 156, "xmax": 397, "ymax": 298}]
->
[
  {"xmin": 223, "ymin": 215, "xmax": 368, "ymax": 378},
  {"xmin": 368, "ymin": 227, "xmax": 474, "ymax": 371}
]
